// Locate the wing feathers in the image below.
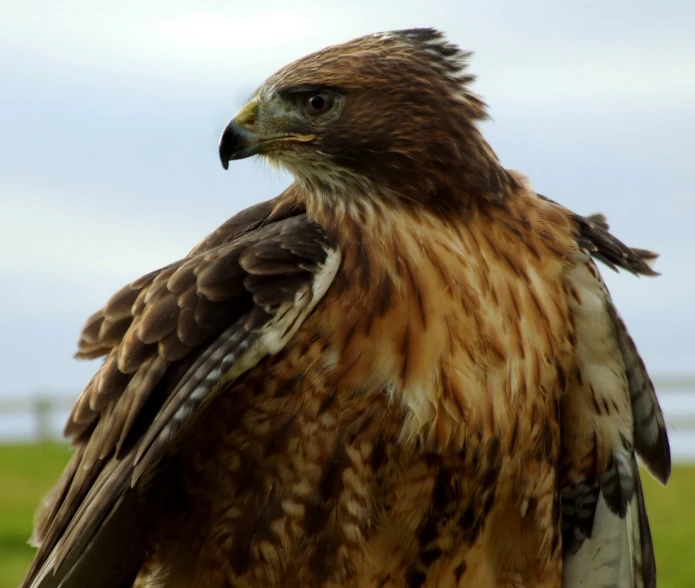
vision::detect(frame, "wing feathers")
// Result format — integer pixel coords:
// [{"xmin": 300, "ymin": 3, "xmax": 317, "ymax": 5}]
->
[
  {"xmin": 574, "ymin": 212, "xmax": 658, "ymax": 276},
  {"xmin": 600, "ymin": 446, "xmax": 636, "ymax": 518},
  {"xmin": 538, "ymin": 195, "xmax": 658, "ymax": 276},
  {"xmin": 561, "ymin": 213, "xmax": 670, "ymax": 588},
  {"xmin": 132, "ymin": 316, "xmax": 255, "ymax": 477},
  {"xmin": 563, "ymin": 455, "xmax": 655, "ymax": 588},
  {"xmin": 24, "ymin": 202, "xmax": 340, "ymax": 588},
  {"xmin": 607, "ymin": 300, "xmax": 671, "ymax": 485},
  {"xmin": 563, "ymin": 487, "xmax": 633, "ymax": 587},
  {"xmin": 576, "ymin": 211, "xmax": 670, "ymax": 485},
  {"xmin": 632, "ymin": 471, "xmax": 657, "ymax": 588}
]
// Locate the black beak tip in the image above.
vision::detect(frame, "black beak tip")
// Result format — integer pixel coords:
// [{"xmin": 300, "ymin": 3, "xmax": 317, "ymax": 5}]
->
[
  {"xmin": 218, "ymin": 120, "xmax": 259, "ymax": 168},
  {"xmin": 218, "ymin": 137, "xmax": 232, "ymax": 170},
  {"xmin": 218, "ymin": 122, "xmax": 236, "ymax": 170}
]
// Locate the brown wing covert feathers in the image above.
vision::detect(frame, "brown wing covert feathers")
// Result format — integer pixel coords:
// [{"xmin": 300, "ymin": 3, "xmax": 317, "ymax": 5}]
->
[{"xmin": 24, "ymin": 196, "xmax": 341, "ymax": 588}]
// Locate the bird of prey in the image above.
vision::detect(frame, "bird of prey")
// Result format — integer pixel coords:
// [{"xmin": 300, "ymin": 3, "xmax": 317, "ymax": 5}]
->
[{"xmin": 23, "ymin": 29, "xmax": 670, "ymax": 588}]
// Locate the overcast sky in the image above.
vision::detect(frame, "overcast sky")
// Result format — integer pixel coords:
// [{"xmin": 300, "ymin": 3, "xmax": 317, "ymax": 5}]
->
[{"xmin": 1, "ymin": 0, "xmax": 693, "ymax": 410}]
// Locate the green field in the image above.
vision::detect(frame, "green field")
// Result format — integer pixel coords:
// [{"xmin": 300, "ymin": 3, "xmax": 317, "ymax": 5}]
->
[{"xmin": 1, "ymin": 444, "xmax": 692, "ymax": 587}]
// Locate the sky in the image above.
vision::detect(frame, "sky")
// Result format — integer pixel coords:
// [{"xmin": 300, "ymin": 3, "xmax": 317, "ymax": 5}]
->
[{"xmin": 0, "ymin": 1, "xmax": 694, "ymax": 439}]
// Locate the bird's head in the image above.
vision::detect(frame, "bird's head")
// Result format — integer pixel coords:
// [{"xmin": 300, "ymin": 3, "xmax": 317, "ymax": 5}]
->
[{"xmin": 219, "ymin": 29, "xmax": 512, "ymax": 209}]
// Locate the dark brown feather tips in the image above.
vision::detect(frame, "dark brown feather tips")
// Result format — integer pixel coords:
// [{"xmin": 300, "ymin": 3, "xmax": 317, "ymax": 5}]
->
[
  {"xmin": 536, "ymin": 196, "xmax": 659, "ymax": 276},
  {"xmin": 574, "ymin": 212, "xmax": 659, "ymax": 276}
]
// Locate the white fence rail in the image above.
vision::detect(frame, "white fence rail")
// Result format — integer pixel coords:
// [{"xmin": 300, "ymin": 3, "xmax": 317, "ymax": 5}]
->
[{"xmin": 1, "ymin": 377, "xmax": 695, "ymax": 449}]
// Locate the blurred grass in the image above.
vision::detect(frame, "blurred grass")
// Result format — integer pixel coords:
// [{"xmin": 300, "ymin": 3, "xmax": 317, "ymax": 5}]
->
[
  {"xmin": 0, "ymin": 444, "xmax": 71, "ymax": 588},
  {"xmin": 0, "ymin": 443, "xmax": 692, "ymax": 587}
]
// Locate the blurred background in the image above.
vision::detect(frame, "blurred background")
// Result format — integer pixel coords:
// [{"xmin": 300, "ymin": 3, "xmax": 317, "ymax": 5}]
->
[{"xmin": 1, "ymin": 1, "xmax": 693, "ymax": 586}]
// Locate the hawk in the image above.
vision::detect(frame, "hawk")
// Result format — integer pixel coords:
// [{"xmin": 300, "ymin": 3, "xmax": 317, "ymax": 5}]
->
[{"xmin": 23, "ymin": 29, "xmax": 670, "ymax": 588}]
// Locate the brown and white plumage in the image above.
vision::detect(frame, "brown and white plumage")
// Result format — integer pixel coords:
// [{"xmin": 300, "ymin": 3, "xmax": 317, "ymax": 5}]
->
[{"xmin": 23, "ymin": 29, "xmax": 669, "ymax": 588}]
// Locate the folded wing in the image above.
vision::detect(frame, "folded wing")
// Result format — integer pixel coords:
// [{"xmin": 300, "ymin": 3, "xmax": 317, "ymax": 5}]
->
[
  {"xmin": 23, "ymin": 195, "xmax": 341, "ymax": 588},
  {"xmin": 560, "ymin": 210, "xmax": 670, "ymax": 588}
]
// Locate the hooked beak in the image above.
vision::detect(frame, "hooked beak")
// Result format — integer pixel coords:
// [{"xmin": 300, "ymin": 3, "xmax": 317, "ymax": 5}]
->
[
  {"xmin": 218, "ymin": 121, "xmax": 261, "ymax": 169},
  {"xmin": 218, "ymin": 99, "xmax": 316, "ymax": 169}
]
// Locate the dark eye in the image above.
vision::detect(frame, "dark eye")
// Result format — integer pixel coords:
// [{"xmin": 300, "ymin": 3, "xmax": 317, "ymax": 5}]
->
[{"xmin": 305, "ymin": 93, "xmax": 333, "ymax": 116}]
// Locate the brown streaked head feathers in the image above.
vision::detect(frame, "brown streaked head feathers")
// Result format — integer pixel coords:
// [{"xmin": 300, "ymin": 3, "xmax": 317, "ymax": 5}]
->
[{"xmin": 219, "ymin": 28, "xmax": 516, "ymax": 211}]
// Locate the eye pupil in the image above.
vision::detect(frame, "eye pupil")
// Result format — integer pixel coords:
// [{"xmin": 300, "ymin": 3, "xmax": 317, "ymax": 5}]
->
[{"xmin": 306, "ymin": 93, "xmax": 332, "ymax": 115}]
